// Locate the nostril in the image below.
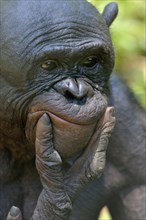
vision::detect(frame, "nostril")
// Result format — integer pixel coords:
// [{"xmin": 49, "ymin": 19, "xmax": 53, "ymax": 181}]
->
[
  {"xmin": 65, "ymin": 91, "xmax": 76, "ymax": 100},
  {"xmin": 54, "ymin": 77, "xmax": 94, "ymax": 104},
  {"xmin": 65, "ymin": 91, "xmax": 87, "ymax": 105}
]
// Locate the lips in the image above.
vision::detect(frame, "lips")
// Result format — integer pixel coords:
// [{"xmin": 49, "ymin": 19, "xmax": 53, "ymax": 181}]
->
[
  {"xmin": 26, "ymin": 88, "xmax": 108, "ymax": 159},
  {"xmin": 29, "ymin": 88, "xmax": 107, "ymax": 125}
]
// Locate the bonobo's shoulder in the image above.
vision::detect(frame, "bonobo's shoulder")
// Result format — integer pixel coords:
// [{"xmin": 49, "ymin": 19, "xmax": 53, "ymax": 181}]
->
[{"xmin": 0, "ymin": 146, "xmax": 12, "ymax": 182}]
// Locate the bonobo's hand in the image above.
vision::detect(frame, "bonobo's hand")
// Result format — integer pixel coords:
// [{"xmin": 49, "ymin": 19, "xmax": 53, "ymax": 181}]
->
[
  {"xmin": 7, "ymin": 107, "xmax": 115, "ymax": 220},
  {"xmin": 32, "ymin": 106, "xmax": 115, "ymax": 220}
]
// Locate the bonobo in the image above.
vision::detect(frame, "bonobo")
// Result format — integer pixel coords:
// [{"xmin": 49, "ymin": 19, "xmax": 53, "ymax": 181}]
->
[{"xmin": 0, "ymin": 0, "xmax": 145, "ymax": 220}]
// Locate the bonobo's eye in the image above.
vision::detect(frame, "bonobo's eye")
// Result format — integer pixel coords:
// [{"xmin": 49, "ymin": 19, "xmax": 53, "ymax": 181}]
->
[
  {"xmin": 82, "ymin": 56, "xmax": 98, "ymax": 68},
  {"xmin": 41, "ymin": 60, "xmax": 58, "ymax": 71}
]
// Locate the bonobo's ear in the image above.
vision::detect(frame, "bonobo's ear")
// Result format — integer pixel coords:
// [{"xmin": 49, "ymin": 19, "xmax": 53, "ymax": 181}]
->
[{"xmin": 102, "ymin": 2, "xmax": 118, "ymax": 27}]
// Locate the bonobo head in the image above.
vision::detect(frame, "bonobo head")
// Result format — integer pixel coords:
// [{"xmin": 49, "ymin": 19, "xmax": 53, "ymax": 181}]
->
[{"xmin": 0, "ymin": 0, "xmax": 118, "ymax": 161}]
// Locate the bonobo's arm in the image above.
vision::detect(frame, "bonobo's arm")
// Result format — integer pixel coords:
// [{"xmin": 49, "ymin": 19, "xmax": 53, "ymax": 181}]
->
[{"xmin": 7, "ymin": 108, "xmax": 115, "ymax": 220}]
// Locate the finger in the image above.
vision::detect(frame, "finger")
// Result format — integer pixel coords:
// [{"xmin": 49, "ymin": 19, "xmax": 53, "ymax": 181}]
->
[
  {"xmin": 6, "ymin": 206, "xmax": 22, "ymax": 220},
  {"xmin": 35, "ymin": 113, "xmax": 63, "ymax": 190},
  {"xmin": 86, "ymin": 107, "xmax": 115, "ymax": 151},
  {"xmin": 90, "ymin": 106, "xmax": 115, "ymax": 151},
  {"xmin": 86, "ymin": 107, "xmax": 116, "ymax": 179},
  {"xmin": 36, "ymin": 113, "xmax": 56, "ymax": 157}
]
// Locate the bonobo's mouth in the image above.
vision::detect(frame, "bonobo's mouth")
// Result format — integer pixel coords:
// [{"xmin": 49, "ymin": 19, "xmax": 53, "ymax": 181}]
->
[
  {"xmin": 28, "ymin": 88, "xmax": 108, "ymax": 125},
  {"xmin": 25, "ymin": 87, "xmax": 108, "ymax": 159}
]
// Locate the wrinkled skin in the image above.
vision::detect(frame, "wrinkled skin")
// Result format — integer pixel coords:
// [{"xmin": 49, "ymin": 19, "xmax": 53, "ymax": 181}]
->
[
  {"xmin": 0, "ymin": 1, "xmax": 145, "ymax": 220},
  {"xmin": 0, "ymin": 1, "xmax": 117, "ymax": 219},
  {"xmin": 0, "ymin": 0, "xmax": 116, "ymax": 161}
]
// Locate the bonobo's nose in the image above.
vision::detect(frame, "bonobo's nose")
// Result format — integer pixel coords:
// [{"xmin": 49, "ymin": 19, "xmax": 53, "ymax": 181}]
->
[{"xmin": 54, "ymin": 78, "xmax": 94, "ymax": 104}]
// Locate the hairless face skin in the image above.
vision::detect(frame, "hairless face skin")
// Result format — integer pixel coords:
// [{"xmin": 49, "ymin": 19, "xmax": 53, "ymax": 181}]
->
[
  {"xmin": 0, "ymin": 0, "xmax": 119, "ymax": 219},
  {"xmin": 1, "ymin": 0, "xmax": 117, "ymax": 160}
]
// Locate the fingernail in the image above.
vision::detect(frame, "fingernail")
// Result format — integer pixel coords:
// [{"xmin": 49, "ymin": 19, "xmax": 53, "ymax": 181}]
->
[
  {"xmin": 109, "ymin": 107, "xmax": 115, "ymax": 117},
  {"xmin": 42, "ymin": 113, "xmax": 50, "ymax": 121},
  {"xmin": 39, "ymin": 113, "xmax": 50, "ymax": 126},
  {"xmin": 10, "ymin": 206, "xmax": 20, "ymax": 217}
]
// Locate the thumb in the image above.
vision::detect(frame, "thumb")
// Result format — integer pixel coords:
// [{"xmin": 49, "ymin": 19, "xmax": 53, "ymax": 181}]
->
[{"xmin": 6, "ymin": 206, "xmax": 22, "ymax": 220}]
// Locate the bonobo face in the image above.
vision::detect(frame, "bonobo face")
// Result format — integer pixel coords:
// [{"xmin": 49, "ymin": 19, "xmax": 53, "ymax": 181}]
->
[{"xmin": 0, "ymin": 0, "xmax": 117, "ymax": 159}]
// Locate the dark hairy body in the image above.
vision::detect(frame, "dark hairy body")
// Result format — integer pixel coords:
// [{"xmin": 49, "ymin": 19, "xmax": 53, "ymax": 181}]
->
[{"xmin": 0, "ymin": 0, "xmax": 145, "ymax": 219}]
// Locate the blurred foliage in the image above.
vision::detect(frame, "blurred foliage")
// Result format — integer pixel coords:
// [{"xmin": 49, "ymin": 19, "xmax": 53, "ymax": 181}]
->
[{"xmin": 88, "ymin": 0, "xmax": 146, "ymax": 109}]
